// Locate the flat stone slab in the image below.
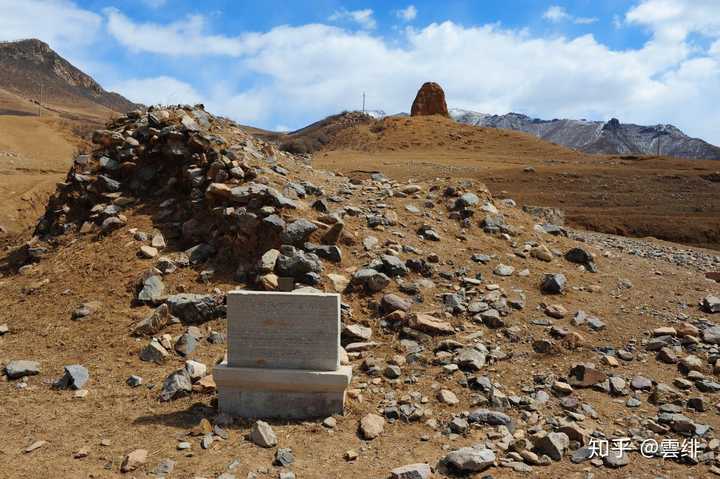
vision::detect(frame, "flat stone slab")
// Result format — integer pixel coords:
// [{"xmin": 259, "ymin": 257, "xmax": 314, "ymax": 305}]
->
[
  {"xmin": 215, "ymin": 362, "xmax": 352, "ymax": 419},
  {"xmin": 227, "ymin": 290, "xmax": 340, "ymax": 371}
]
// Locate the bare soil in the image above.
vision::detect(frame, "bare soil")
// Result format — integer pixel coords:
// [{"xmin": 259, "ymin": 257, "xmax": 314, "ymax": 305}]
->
[{"xmin": 1, "ymin": 119, "xmax": 719, "ymax": 477}]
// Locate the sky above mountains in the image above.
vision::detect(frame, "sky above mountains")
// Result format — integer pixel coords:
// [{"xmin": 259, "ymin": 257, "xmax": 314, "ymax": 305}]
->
[{"xmin": 1, "ymin": 0, "xmax": 719, "ymax": 144}]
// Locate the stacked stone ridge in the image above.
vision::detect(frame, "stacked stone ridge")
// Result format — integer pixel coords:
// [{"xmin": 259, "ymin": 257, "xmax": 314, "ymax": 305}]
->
[{"xmin": 214, "ymin": 290, "xmax": 352, "ymax": 419}]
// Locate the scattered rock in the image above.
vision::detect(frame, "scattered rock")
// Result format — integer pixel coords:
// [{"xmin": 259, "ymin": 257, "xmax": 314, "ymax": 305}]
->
[
  {"xmin": 121, "ymin": 449, "xmax": 147, "ymax": 473},
  {"xmin": 250, "ymin": 420, "xmax": 278, "ymax": 447},
  {"xmin": 390, "ymin": 463, "xmax": 432, "ymax": 479},
  {"xmin": 5, "ymin": 360, "xmax": 40, "ymax": 379},
  {"xmin": 359, "ymin": 413, "xmax": 385, "ymax": 439},
  {"xmin": 541, "ymin": 273, "xmax": 566, "ymax": 294},
  {"xmin": 443, "ymin": 446, "xmax": 495, "ymax": 473},
  {"xmin": 53, "ymin": 364, "xmax": 89, "ymax": 390},
  {"xmin": 159, "ymin": 369, "xmax": 192, "ymax": 401}
]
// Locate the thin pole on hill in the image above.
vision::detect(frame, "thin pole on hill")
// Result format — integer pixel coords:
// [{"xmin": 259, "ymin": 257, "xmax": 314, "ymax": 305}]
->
[{"xmin": 362, "ymin": 92, "xmax": 365, "ymax": 114}]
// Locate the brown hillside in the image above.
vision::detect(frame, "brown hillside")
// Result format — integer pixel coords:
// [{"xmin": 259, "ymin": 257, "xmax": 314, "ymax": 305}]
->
[
  {"xmin": 309, "ymin": 115, "xmax": 720, "ymax": 250},
  {"xmin": 0, "ymin": 39, "xmax": 139, "ymax": 113}
]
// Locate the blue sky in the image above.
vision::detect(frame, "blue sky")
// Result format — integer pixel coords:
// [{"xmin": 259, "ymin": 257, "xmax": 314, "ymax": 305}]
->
[{"xmin": 2, "ymin": 0, "xmax": 720, "ymax": 143}]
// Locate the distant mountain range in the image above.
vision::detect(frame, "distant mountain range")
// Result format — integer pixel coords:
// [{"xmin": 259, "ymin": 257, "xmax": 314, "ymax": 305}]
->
[
  {"xmin": 449, "ymin": 108, "xmax": 720, "ymax": 160},
  {"xmin": 0, "ymin": 39, "xmax": 138, "ymax": 114}
]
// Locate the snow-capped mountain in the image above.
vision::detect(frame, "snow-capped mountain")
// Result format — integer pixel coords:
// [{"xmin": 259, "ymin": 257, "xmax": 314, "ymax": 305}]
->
[{"xmin": 448, "ymin": 108, "xmax": 720, "ymax": 160}]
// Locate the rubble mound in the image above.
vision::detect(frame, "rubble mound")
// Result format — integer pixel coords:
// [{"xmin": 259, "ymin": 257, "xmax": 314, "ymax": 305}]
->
[
  {"xmin": 411, "ymin": 82, "xmax": 449, "ymax": 117},
  {"xmin": 32, "ymin": 105, "xmax": 318, "ymax": 273}
]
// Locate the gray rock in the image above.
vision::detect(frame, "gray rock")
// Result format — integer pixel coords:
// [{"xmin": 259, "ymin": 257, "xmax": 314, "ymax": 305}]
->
[
  {"xmin": 381, "ymin": 254, "xmax": 409, "ymax": 276},
  {"xmin": 71, "ymin": 301, "xmax": 102, "ymax": 320},
  {"xmin": 165, "ymin": 293, "xmax": 224, "ymax": 324},
  {"xmin": 275, "ymin": 249, "xmax": 323, "ymax": 278},
  {"xmin": 363, "ymin": 236, "xmax": 379, "ymax": 250},
  {"xmin": 703, "ymin": 295, "xmax": 720, "ymax": 313},
  {"xmin": 631, "ymin": 375, "xmax": 653, "ymax": 391},
  {"xmin": 541, "ymin": 273, "xmax": 566, "ymax": 294},
  {"xmin": 174, "ymin": 333, "xmax": 198, "ymax": 356},
  {"xmin": 126, "ymin": 375, "xmax": 143, "ymax": 387},
  {"xmin": 159, "ymin": 369, "xmax": 192, "ymax": 401},
  {"xmin": 353, "ymin": 268, "xmax": 391, "ymax": 292},
  {"xmin": 274, "ymin": 448, "xmax": 294, "ymax": 466},
  {"xmin": 138, "ymin": 274, "xmax": 165, "ymax": 303},
  {"xmin": 455, "ymin": 192, "xmax": 480, "ymax": 209},
  {"xmin": 54, "ymin": 364, "xmax": 89, "ymax": 390},
  {"xmin": 468, "ymin": 408, "xmax": 514, "ymax": 429},
  {"xmin": 250, "ymin": 420, "xmax": 278, "ymax": 447},
  {"xmin": 154, "ymin": 459, "xmax": 176, "ymax": 475},
  {"xmin": 207, "ymin": 331, "xmax": 226, "ymax": 344},
  {"xmin": 132, "ymin": 303, "xmax": 174, "ymax": 336},
  {"xmin": 229, "ymin": 182, "xmax": 296, "ymax": 209},
  {"xmin": 533, "ymin": 432, "xmax": 569, "ymax": 461},
  {"xmin": 586, "ymin": 316, "xmax": 606, "ymax": 330},
  {"xmin": 570, "ymin": 446, "xmax": 593, "ymax": 463},
  {"xmin": 342, "ymin": 324, "xmax": 373, "ymax": 343},
  {"xmin": 494, "ymin": 264, "xmax": 514, "ymax": 277},
  {"xmin": 303, "ymin": 242, "xmax": 342, "ymax": 262},
  {"xmin": 702, "ymin": 325, "xmax": 720, "ymax": 344},
  {"xmin": 443, "ymin": 446, "xmax": 495, "ymax": 472},
  {"xmin": 281, "ymin": 219, "xmax": 317, "ymax": 245},
  {"xmin": 384, "ymin": 365, "xmax": 402, "ymax": 379},
  {"xmin": 101, "ymin": 216, "xmax": 126, "ymax": 233},
  {"xmin": 139, "ymin": 339, "xmax": 169, "ymax": 363},
  {"xmin": 390, "ymin": 463, "xmax": 432, "ymax": 479},
  {"xmin": 381, "ymin": 293, "xmax": 412, "ymax": 314},
  {"xmin": 603, "ymin": 449, "xmax": 629, "ymax": 468},
  {"xmin": 455, "ymin": 347, "xmax": 487, "ymax": 371},
  {"xmin": 185, "ymin": 243, "xmax": 216, "ymax": 264},
  {"xmin": 565, "ymin": 247, "xmax": 594, "ymax": 265},
  {"xmin": 5, "ymin": 360, "xmax": 40, "ymax": 379}
]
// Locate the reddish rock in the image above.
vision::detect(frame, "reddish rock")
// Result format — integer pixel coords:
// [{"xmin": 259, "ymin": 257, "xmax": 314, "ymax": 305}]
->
[
  {"xmin": 410, "ymin": 82, "xmax": 449, "ymax": 117},
  {"xmin": 408, "ymin": 313, "xmax": 454, "ymax": 335},
  {"xmin": 567, "ymin": 363, "xmax": 607, "ymax": 388}
]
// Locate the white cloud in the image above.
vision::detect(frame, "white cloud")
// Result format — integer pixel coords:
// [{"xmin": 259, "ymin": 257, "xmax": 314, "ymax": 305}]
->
[
  {"xmin": 5, "ymin": 1, "xmax": 720, "ymax": 145},
  {"xmin": 543, "ymin": 6, "xmax": 570, "ymax": 23},
  {"xmin": 110, "ymin": 76, "xmax": 203, "ymax": 106},
  {"xmin": 574, "ymin": 17, "xmax": 598, "ymax": 25},
  {"xmin": 328, "ymin": 8, "xmax": 376, "ymax": 30},
  {"xmin": 543, "ymin": 5, "xmax": 597, "ymax": 25},
  {"xmin": 100, "ymin": 4, "xmax": 720, "ymax": 143},
  {"xmin": 0, "ymin": 0, "xmax": 101, "ymax": 48},
  {"xmin": 711, "ymin": 39, "xmax": 720, "ymax": 56},
  {"xmin": 396, "ymin": 5, "xmax": 418, "ymax": 22},
  {"xmin": 105, "ymin": 8, "xmax": 254, "ymax": 56},
  {"xmin": 626, "ymin": 0, "xmax": 720, "ymax": 42}
]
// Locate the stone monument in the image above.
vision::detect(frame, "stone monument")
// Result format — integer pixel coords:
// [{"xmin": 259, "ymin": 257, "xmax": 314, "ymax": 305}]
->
[{"xmin": 214, "ymin": 290, "xmax": 352, "ymax": 419}]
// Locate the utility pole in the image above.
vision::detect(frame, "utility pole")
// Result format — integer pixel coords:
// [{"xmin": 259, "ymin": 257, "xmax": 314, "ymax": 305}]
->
[{"xmin": 362, "ymin": 92, "xmax": 366, "ymax": 114}]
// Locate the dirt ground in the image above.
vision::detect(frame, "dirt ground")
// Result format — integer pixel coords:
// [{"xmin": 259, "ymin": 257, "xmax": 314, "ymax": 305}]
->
[
  {"xmin": 1, "ymin": 165, "xmax": 719, "ymax": 478},
  {"xmin": 0, "ymin": 112, "xmax": 96, "ymax": 240},
  {"xmin": 1, "ymin": 111, "xmax": 720, "ymax": 479}
]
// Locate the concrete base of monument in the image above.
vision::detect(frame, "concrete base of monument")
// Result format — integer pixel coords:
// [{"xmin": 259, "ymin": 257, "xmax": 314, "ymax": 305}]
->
[{"xmin": 214, "ymin": 362, "xmax": 352, "ymax": 419}]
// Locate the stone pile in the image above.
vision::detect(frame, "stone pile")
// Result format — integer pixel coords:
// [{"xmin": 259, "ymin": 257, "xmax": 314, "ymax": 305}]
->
[{"xmin": 31, "ymin": 105, "xmax": 323, "ymax": 279}]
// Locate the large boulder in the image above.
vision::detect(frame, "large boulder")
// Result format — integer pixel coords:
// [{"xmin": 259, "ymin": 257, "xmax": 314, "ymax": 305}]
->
[{"xmin": 410, "ymin": 82, "xmax": 449, "ymax": 117}]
